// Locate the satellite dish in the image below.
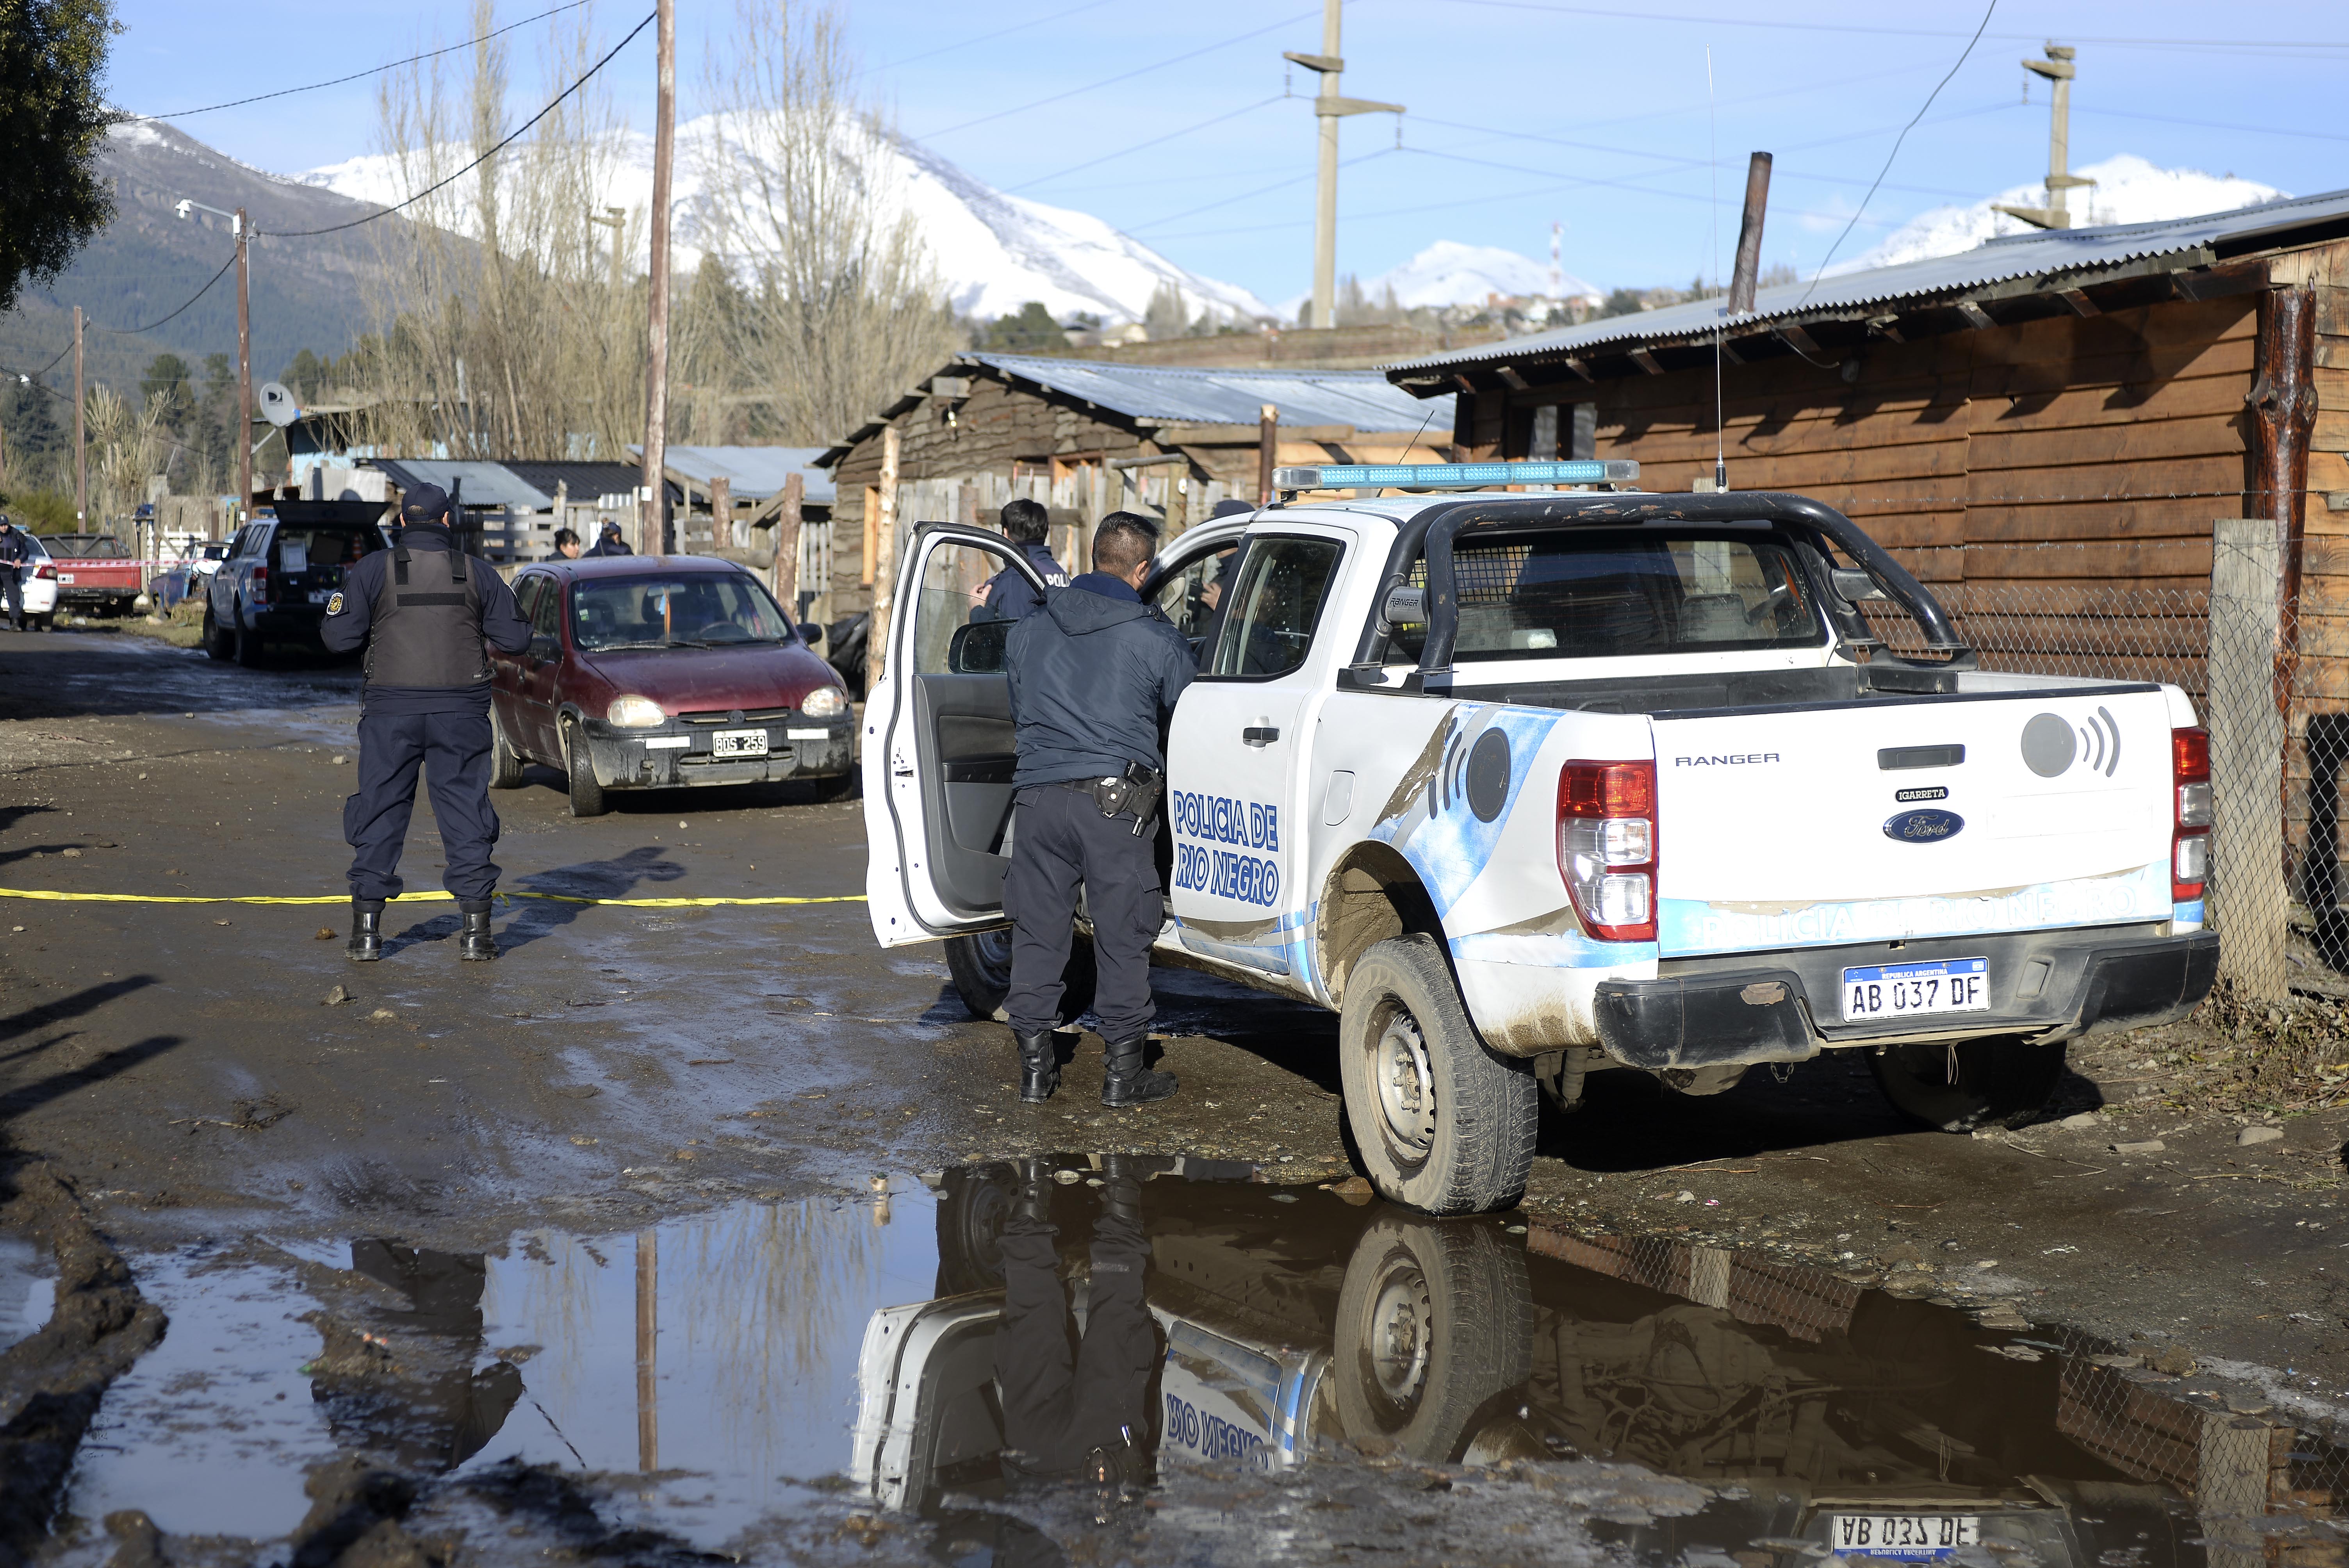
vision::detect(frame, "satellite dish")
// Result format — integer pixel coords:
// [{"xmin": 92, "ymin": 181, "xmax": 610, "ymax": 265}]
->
[{"xmin": 258, "ymin": 382, "xmax": 300, "ymax": 428}]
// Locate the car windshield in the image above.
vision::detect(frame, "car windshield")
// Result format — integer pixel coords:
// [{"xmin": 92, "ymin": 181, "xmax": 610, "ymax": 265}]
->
[
  {"xmin": 571, "ymin": 573, "xmax": 795, "ymax": 650},
  {"xmin": 1387, "ymin": 528, "xmax": 1827, "ymax": 663}
]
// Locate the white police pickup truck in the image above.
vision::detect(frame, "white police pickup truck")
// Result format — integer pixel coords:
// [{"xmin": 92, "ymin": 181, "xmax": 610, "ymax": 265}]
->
[{"xmin": 862, "ymin": 465, "xmax": 2220, "ymax": 1214}]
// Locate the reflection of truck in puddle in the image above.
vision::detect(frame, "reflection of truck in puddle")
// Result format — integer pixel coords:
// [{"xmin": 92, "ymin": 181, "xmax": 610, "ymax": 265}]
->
[{"xmin": 855, "ymin": 1166, "xmax": 2335, "ymax": 1564}]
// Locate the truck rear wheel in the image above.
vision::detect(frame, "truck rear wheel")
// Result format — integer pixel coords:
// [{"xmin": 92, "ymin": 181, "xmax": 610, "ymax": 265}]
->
[
  {"xmin": 943, "ymin": 928, "xmax": 1096, "ymax": 1025},
  {"xmin": 1870, "ymin": 1035, "xmax": 2067, "ymax": 1132},
  {"xmin": 1331, "ymin": 1214, "xmax": 1533, "ymax": 1462},
  {"xmin": 1339, "ymin": 935, "xmax": 1537, "ymax": 1215},
  {"xmin": 202, "ymin": 604, "xmax": 232, "ymax": 659}
]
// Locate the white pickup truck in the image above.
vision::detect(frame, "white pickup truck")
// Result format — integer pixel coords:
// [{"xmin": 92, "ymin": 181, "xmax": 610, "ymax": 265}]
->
[{"xmin": 863, "ymin": 467, "xmax": 2220, "ymax": 1214}]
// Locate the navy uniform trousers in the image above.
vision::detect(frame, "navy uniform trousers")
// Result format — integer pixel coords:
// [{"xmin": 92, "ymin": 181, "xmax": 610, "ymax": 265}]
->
[
  {"xmin": 993, "ymin": 1198, "xmax": 1155, "ymax": 1482},
  {"xmin": 343, "ymin": 710, "xmax": 501, "ymax": 903},
  {"xmin": 1002, "ymin": 782, "xmax": 1161, "ymax": 1042}
]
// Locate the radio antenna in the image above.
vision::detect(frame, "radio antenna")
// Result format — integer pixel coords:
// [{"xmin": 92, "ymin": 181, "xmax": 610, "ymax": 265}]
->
[{"xmin": 1707, "ymin": 46, "xmax": 1726, "ymax": 493}]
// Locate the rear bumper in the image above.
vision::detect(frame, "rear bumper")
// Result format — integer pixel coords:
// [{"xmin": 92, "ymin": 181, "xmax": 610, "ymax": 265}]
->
[{"xmin": 1592, "ymin": 928, "xmax": 2219, "ymax": 1071}]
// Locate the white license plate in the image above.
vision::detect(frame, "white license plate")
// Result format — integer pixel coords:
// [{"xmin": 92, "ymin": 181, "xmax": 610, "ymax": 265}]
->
[
  {"xmin": 58, "ymin": 573, "xmax": 75, "ymax": 583},
  {"xmin": 1842, "ymin": 957, "xmax": 1989, "ymax": 1021},
  {"xmin": 711, "ymin": 728, "xmax": 768, "ymax": 757},
  {"xmin": 1831, "ymin": 1515, "xmax": 1979, "ymax": 1558}
]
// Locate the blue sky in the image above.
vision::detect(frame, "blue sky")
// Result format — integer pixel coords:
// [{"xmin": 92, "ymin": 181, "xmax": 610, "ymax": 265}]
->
[{"xmin": 108, "ymin": 0, "xmax": 2349, "ymax": 308}]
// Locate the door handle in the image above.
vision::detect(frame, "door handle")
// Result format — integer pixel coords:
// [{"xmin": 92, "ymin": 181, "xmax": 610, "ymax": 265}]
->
[{"xmin": 1242, "ymin": 726, "xmax": 1280, "ymax": 747}]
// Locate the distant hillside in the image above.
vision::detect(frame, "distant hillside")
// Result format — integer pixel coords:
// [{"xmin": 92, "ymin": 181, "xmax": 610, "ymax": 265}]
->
[{"xmin": 0, "ymin": 121, "xmax": 421, "ymax": 399}]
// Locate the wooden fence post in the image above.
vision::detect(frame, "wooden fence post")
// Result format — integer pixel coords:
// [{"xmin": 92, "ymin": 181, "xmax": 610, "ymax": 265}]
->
[
  {"xmin": 2207, "ymin": 517, "xmax": 2288, "ymax": 1001},
  {"xmin": 866, "ymin": 426, "xmax": 901, "ymax": 699},
  {"xmin": 709, "ymin": 475, "xmax": 731, "ymax": 552},
  {"xmin": 773, "ymin": 472, "xmax": 804, "ymax": 619}
]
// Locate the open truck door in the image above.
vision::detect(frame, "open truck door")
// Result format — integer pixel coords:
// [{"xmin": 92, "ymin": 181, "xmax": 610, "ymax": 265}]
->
[{"xmin": 864, "ymin": 524, "xmax": 1048, "ymax": 947}]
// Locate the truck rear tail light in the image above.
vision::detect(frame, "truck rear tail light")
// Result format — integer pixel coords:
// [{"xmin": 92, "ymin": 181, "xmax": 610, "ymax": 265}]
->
[
  {"xmin": 2172, "ymin": 725, "xmax": 2210, "ymax": 902},
  {"xmin": 1558, "ymin": 760, "xmax": 1657, "ymax": 942},
  {"xmin": 252, "ymin": 565, "xmax": 271, "ymax": 602}
]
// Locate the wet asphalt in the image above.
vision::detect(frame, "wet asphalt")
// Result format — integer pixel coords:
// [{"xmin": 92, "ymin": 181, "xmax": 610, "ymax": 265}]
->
[{"xmin": 6, "ymin": 627, "xmax": 2349, "ymax": 1565}]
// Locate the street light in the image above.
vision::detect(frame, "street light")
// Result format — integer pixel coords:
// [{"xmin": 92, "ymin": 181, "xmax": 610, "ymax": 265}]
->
[{"xmin": 175, "ymin": 198, "xmax": 253, "ymax": 511}]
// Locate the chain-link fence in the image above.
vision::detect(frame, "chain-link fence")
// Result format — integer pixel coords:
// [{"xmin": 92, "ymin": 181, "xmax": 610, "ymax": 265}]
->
[{"xmin": 1854, "ymin": 528, "xmax": 2325, "ymax": 992}]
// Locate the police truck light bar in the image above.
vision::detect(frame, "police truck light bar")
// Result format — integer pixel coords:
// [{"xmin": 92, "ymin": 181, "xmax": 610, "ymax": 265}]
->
[{"xmin": 1272, "ymin": 459, "xmax": 1640, "ymax": 491}]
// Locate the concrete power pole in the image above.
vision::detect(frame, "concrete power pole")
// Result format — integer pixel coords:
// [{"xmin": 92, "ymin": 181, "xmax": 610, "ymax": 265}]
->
[
  {"xmin": 640, "ymin": 0, "xmax": 676, "ymax": 556},
  {"xmin": 235, "ymin": 207, "xmax": 252, "ymax": 507},
  {"xmin": 1992, "ymin": 45, "xmax": 2094, "ymax": 230},
  {"xmin": 1286, "ymin": 0, "xmax": 1402, "ymax": 330},
  {"xmin": 72, "ymin": 307, "xmax": 84, "ymax": 522}
]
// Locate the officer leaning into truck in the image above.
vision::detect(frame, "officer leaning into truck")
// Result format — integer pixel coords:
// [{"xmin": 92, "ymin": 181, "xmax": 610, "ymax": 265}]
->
[
  {"xmin": 1002, "ymin": 511, "xmax": 1192, "ymax": 1107},
  {"xmin": 321, "ymin": 483, "xmax": 533, "ymax": 962}
]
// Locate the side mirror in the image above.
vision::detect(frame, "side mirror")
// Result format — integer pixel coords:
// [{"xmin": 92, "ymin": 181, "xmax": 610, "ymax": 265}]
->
[{"xmin": 799, "ymin": 622, "xmax": 824, "ymax": 646}]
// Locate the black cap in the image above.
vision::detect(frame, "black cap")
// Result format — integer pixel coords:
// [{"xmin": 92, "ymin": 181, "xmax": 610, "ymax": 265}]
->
[
  {"xmin": 600, "ymin": 519, "xmax": 623, "ymax": 535},
  {"xmin": 399, "ymin": 483, "xmax": 452, "ymax": 525}
]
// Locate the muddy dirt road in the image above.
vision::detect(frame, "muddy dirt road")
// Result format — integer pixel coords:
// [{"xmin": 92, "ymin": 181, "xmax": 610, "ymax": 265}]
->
[{"xmin": 5, "ymin": 631, "xmax": 2349, "ymax": 1567}]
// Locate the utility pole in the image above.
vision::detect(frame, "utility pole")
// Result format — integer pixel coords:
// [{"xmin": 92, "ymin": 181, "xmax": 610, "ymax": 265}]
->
[
  {"xmin": 236, "ymin": 207, "xmax": 252, "ymax": 506},
  {"xmin": 640, "ymin": 0, "xmax": 676, "ymax": 556},
  {"xmin": 71, "ymin": 307, "xmax": 84, "ymax": 522},
  {"xmin": 1992, "ymin": 45, "xmax": 2093, "ymax": 230},
  {"xmin": 1286, "ymin": 0, "xmax": 1402, "ymax": 330}
]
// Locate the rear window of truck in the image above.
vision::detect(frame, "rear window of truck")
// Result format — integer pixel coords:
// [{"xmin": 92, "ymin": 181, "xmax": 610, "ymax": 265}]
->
[{"xmin": 1388, "ymin": 529, "xmax": 1826, "ymax": 663}]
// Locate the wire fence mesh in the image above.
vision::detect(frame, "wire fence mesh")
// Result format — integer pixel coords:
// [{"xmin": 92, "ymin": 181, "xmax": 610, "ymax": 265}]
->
[{"xmin": 1857, "ymin": 533, "xmax": 2328, "ymax": 991}]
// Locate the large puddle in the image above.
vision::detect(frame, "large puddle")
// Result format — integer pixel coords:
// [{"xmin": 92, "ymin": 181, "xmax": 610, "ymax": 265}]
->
[{"xmin": 49, "ymin": 1160, "xmax": 2349, "ymax": 1564}]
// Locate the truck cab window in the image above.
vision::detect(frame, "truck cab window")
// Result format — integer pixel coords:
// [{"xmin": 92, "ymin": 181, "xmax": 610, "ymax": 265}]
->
[
  {"xmin": 1209, "ymin": 536, "xmax": 1343, "ymax": 679},
  {"xmin": 1152, "ymin": 543, "xmax": 1239, "ymax": 655}
]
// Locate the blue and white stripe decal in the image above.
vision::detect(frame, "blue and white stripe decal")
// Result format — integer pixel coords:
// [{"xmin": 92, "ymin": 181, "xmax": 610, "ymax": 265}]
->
[
  {"xmin": 2172, "ymin": 898, "xmax": 2205, "ymax": 930},
  {"xmin": 1374, "ymin": 704, "xmax": 1567, "ymax": 921},
  {"xmin": 1660, "ymin": 861, "xmax": 2172, "ymax": 956},
  {"xmin": 1451, "ymin": 930, "xmax": 1658, "ymax": 968}
]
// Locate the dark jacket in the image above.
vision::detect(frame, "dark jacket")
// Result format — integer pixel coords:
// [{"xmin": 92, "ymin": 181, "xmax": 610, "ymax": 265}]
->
[
  {"xmin": 982, "ymin": 539, "xmax": 1069, "ymax": 621},
  {"xmin": 319, "ymin": 527, "xmax": 531, "ymax": 715},
  {"xmin": 1006, "ymin": 573, "xmax": 1194, "ymax": 788},
  {"xmin": 0, "ymin": 529, "xmax": 29, "ymax": 569},
  {"xmin": 584, "ymin": 533, "xmax": 633, "ymax": 558}
]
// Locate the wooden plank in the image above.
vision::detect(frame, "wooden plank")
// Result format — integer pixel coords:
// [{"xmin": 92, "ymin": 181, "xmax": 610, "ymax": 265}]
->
[
  {"xmin": 1966, "ymin": 417, "xmax": 2247, "ymax": 470},
  {"xmin": 1959, "ymin": 499, "xmax": 2230, "ymax": 543},
  {"xmin": 1955, "ymin": 540, "xmax": 2214, "ymax": 579},
  {"xmin": 1962, "ymin": 454, "xmax": 2247, "ymax": 502},
  {"xmin": 1964, "ymin": 372, "xmax": 2253, "ymax": 431},
  {"xmin": 2315, "ymin": 410, "xmax": 2349, "ymax": 453},
  {"xmin": 1943, "ymin": 583, "xmax": 2210, "ymax": 616}
]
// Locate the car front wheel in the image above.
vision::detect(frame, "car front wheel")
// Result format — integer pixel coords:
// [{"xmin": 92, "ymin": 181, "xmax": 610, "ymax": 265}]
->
[
  {"xmin": 561, "ymin": 719, "xmax": 608, "ymax": 817},
  {"xmin": 1339, "ymin": 935, "xmax": 1536, "ymax": 1215},
  {"xmin": 1870, "ymin": 1035, "xmax": 2067, "ymax": 1131}
]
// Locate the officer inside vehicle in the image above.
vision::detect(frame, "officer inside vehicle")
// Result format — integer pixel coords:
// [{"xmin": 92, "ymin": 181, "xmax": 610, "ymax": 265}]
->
[
  {"xmin": 978, "ymin": 497, "xmax": 1068, "ymax": 621},
  {"xmin": 321, "ymin": 483, "xmax": 533, "ymax": 962},
  {"xmin": 1002, "ymin": 511, "xmax": 1192, "ymax": 1107},
  {"xmin": 0, "ymin": 515, "xmax": 29, "ymax": 632}
]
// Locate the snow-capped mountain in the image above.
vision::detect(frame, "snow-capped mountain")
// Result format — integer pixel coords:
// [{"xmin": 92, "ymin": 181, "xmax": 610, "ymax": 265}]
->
[
  {"xmin": 1370, "ymin": 241, "xmax": 1602, "ymax": 308},
  {"xmin": 297, "ymin": 116, "xmax": 1273, "ymax": 328},
  {"xmin": 1832, "ymin": 154, "xmax": 2285, "ymax": 274}
]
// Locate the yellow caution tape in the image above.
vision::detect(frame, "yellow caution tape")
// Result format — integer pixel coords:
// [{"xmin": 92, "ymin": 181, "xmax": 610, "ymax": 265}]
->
[{"xmin": 0, "ymin": 886, "xmax": 863, "ymax": 908}]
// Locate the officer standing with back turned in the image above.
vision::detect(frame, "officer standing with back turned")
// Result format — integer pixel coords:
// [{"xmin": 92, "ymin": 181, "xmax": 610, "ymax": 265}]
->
[
  {"xmin": 321, "ymin": 484, "xmax": 533, "ymax": 962},
  {"xmin": 1002, "ymin": 511, "xmax": 1192, "ymax": 1107}
]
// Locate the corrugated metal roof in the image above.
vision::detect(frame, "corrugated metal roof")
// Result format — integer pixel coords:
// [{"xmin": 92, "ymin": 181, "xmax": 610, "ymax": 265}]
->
[
  {"xmin": 970, "ymin": 352, "xmax": 1449, "ymax": 430},
  {"xmin": 1387, "ymin": 185, "xmax": 2349, "ymax": 378},
  {"xmin": 369, "ymin": 459, "xmax": 551, "ymax": 510},
  {"xmin": 500, "ymin": 460, "xmax": 677, "ymax": 505},
  {"xmin": 637, "ymin": 444, "xmax": 837, "ymax": 506}
]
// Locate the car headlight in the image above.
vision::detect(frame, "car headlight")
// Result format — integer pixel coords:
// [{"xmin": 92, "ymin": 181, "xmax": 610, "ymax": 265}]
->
[
  {"xmin": 800, "ymin": 684, "xmax": 847, "ymax": 719},
  {"xmin": 606, "ymin": 695, "xmax": 665, "ymax": 728}
]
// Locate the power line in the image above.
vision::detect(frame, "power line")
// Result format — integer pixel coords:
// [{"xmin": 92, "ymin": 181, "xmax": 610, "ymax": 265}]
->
[
  {"xmin": 117, "ymin": 0, "xmax": 598, "ymax": 122},
  {"xmin": 2075, "ymin": 104, "xmax": 2349, "ymax": 147},
  {"xmin": 1126, "ymin": 147, "xmax": 1399, "ymax": 235},
  {"xmin": 868, "ymin": 0, "xmax": 1123, "ymax": 77},
  {"xmin": 87, "ymin": 249, "xmax": 239, "ymax": 337},
  {"xmin": 916, "ymin": 8, "xmax": 1321, "ymax": 140},
  {"xmin": 1003, "ymin": 96, "xmax": 1287, "ymax": 194},
  {"xmin": 272, "ymin": 10, "xmax": 656, "ymax": 240},
  {"xmin": 1801, "ymin": 0, "xmax": 1999, "ymax": 299}
]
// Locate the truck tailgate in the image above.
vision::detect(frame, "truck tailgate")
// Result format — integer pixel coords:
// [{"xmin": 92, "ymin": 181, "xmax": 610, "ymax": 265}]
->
[{"xmin": 1652, "ymin": 686, "xmax": 2176, "ymax": 956}]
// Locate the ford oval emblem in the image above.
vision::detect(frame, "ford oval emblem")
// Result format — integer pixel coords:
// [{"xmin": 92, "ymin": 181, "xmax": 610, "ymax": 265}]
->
[{"xmin": 1884, "ymin": 807, "xmax": 1964, "ymax": 843}]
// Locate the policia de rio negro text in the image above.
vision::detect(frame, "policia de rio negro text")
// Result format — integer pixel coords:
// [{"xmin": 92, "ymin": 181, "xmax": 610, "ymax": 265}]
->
[
  {"xmin": 1002, "ymin": 511, "xmax": 1192, "ymax": 1108},
  {"xmin": 321, "ymin": 484, "xmax": 533, "ymax": 961}
]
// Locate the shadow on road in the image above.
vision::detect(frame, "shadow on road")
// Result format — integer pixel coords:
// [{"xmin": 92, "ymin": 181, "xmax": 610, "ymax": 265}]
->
[{"xmin": 493, "ymin": 845, "xmax": 688, "ymax": 955}]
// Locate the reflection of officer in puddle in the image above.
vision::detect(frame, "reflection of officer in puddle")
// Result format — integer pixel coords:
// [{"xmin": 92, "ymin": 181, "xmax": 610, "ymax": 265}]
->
[
  {"xmin": 994, "ymin": 1156, "xmax": 1159, "ymax": 1502},
  {"xmin": 309, "ymin": 1241, "xmax": 521, "ymax": 1472}
]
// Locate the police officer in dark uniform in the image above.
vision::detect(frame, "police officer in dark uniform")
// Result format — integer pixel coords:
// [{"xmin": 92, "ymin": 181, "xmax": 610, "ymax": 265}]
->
[
  {"xmin": 321, "ymin": 484, "xmax": 533, "ymax": 962},
  {"xmin": 1003, "ymin": 511, "xmax": 1192, "ymax": 1106},
  {"xmin": 0, "ymin": 515, "xmax": 30, "ymax": 631},
  {"xmin": 979, "ymin": 497, "xmax": 1068, "ymax": 620},
  {"xmin": 583, "ymin": 519, "xmax": 633, "ymax": 558}
]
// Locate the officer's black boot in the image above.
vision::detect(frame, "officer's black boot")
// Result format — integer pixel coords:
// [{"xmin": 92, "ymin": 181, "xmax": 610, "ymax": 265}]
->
[
  {"xmin": 1098, "ymin": 1153, "xmax": 1144, "ymax": 1228},
  {"xmin": 347, "ymin": 900, "xmax": 384, "ymax": 962},
  {"xmin": 457, "ymin": 901, "xmax": 497, "ymax": 962},
  {"xmin": 1013, "ymin": 1157, "xmax": 1055, "ymax": 1227},
  {"xmin": 1100, "ymin": 1037, "xmax": 1176, "ymax": 1108},
  {"xmin": 1014, "ymin": 1030, "xmax": 1060, "ymax": 1103}
]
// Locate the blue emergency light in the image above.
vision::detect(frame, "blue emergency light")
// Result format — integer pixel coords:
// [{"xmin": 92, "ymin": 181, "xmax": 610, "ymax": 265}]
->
[{"xmin": 1272, "ymin": 459, "xmax": 1640, "ymax": 491}]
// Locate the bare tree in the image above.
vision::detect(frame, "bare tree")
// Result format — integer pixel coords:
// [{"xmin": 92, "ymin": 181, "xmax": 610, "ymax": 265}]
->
[
  {"xmin": 692, "ymin": 1, "xmax": 960, "ymax": 446},
  {"xmin": 84, "ymin": 385, "xmax": 167, "ymax": 525}
]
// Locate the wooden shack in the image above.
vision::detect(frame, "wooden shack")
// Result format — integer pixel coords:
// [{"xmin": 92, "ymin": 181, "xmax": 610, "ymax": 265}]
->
[{"xmin": 813, "ymin": 353, "xmax": 1454, "ymax": 625}]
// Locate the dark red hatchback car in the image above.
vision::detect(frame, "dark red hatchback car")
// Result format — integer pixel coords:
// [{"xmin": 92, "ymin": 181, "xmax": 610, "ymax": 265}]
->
[{"xmin": 489, "ymin": 555, "xmax": 854, "ymax": 815}]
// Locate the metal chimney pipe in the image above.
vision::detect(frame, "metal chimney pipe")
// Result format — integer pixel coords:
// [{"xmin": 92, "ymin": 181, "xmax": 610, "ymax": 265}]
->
[{"xmin": 1727, "ymin": 152, "xmax": 1773, "ymax": 315}]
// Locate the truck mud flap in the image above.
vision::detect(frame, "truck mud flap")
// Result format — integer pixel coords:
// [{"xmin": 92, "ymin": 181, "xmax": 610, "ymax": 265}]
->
[{"xmin": 1592, "ymin": 969, "xmax": 1820, "ymax": 1071}]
